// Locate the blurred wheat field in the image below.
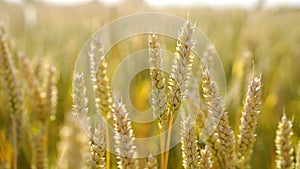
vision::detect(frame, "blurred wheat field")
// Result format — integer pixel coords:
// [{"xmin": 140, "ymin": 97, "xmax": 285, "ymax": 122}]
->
[{"xmin": 0, "ymin": 1, "xmax": 300, "ymax": 169}]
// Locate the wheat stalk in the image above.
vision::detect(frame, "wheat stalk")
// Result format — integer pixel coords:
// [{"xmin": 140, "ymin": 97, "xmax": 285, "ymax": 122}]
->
[
  {"xmin": 199, "ymin": 145, "xmax": 213, "ymax": 169},
  {"xmin": 112, "ymin": 98, "xmax": 139, "ymax": 169},
  {"xmin": 201, "ymin": 66, "xmax": 235, "ymax": 169},
  {"xmin": 0, "ymin": 25, "xmax": 24, "ymax": 169},
  {"xmin": 145, "ymin": 154, "xmax": 158, "ymax": 169},
  {"xmin": 237, "ymin": 74, "xmax": 262, "ymax": 165},
  {"xmin": 275, "ymin": 113, "xmax": 294, "ymax": 169},
  {"xmin": 181, "ymin": 115, "xmax": 200, "ymax": 169}
]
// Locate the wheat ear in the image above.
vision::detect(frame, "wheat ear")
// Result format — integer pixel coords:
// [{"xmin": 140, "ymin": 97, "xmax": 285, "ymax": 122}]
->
[
  {"xmin": 181, "ymin": 115, "xmax": 200, "ymax": 169},
  {"xmin": 275, "ymin": 113, "xmax": 294, "ymax": 169},
  {"xmin": 0, "ymin": 25, "xmax": 24, "ymax": 169},
  {"xmin": 72, "ymin": 73, "xmax": 89, "ymax": 118},
  {"xmin": 44, "ymin": 64, "xmax": 57, "ymax": 119},
  {"xmin": 93, "ymin": 43, "xmax": 113, "ymax": 119},
  {"xmin": 237, "ymin": 74, "xmax": 262, "ymax": 165},
  {"xmin": 167, "ymin": 19, "xmax": 195, "ymax": 115},
  {"xmin": 112, "ymin": 98, "xmax": 139, "ymax": 169},
  {"xmin": 148, "ymin": 33, "xmax": 167, "ymax": 128},
  {"xmin": 201, "ymin": 66, "xmax": 235, "ymax": 169},
  {"xmin": 199, "ymin": 145, "xmax": 213, "ymax": 169},
  {"xmin": 145, "ymin": 155, "xmax": 158, "ymax": 169}
]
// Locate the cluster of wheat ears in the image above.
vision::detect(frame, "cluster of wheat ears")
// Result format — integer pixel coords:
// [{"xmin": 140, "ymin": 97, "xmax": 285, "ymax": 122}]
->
[{"xmin": 0, "ymin": 19, "xmax": 298, "ymax": 169}]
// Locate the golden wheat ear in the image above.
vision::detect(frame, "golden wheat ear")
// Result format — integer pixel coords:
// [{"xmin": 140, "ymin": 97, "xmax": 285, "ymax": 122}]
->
[
  {"xmin": 148, "ymin": 33, "xmax": 167, "ymax": 129},
  {"xmin": 275, "ymin": 112, "xmax": 294, "ymax": 169},
  {"xmin": 200, "ymin": 66, "xmax": 235, "ymax": 169},
  {"xmin": 112, "ymin": 97, "xmax": 139, "ymax": 169},
  {"xmin": 237, "ymin": 74, "xmax": 262, "ymax": 166},
  {"xmin": 0, "ymin": 24, "xmax": 24, "ymax": 169}
]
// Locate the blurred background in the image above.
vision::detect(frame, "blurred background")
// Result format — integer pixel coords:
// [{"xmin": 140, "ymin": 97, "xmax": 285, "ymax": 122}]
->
[{"xmin": 0, "ymin": 0, "xmax": 300, "ymax": 168}]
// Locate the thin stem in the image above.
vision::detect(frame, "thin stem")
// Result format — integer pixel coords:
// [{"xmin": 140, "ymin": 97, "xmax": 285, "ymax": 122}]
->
[
  {"xmin": 159, "ymin": 128, "xmax": 165, "ymax": 169},
  {"xmin": 164, "ymin": 114, "xmax": 174, "ymax": 169},
  {"xmin": 12, "ymin": 118, "xmax": 17, "ymax": 169},
  {"xmin": 106, "ymin": 125, "xmax": 110, "ymax": 169}
]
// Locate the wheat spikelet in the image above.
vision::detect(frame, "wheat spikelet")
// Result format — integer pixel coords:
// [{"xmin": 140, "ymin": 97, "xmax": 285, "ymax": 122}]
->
[
  {"xmin": 148, "ymin": 33, "xmax": 167, "ymax": 128},
  {"xmin": 275, "ymin": 113, "xmax": 294, "ymax": 169},
  {"xmin": 296, "ymin": 141, "xmax": 300, "ymax": 169},
  {"xmin": 112, "ymin": 98, "xmax": 138, "ymax": 169},
  {"xmin": 95, "ymin": 53, "xmax": 113, "ymax": 119},
  {"xmin": 145, "ymin": 154, "xmax": 158, "ymax": 169},
  {"xmin": 199, "ymin": 145, "xmax": 212, "ymax": 169},
  {"xmin": 237, "ymin": 75, "xmax": 262, "ymax": 163},
  {"xmin": 181, "ymin": 115, "xmax": 200, "ymax": 169},
  {"xmin": 201, "ymin": 66, "xmax": 235, "ymax": 169},
  {"xmin": 0, "ymin": 25, "xmax": 24, "ymax": 169},
  {"xmin": 89, "ymin": 120, "xmax": 106, "ymax": 169}
]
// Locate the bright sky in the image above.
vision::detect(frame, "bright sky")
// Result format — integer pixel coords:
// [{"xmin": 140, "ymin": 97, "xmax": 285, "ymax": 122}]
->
[{"xmin": 5, "ymin": 0, "xmax": 300, "ymax": 8}]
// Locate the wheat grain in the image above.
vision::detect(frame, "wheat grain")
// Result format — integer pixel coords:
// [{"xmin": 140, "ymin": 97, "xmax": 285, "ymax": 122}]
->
[
  {"xmin": 112, "ymin": 97, "xmax": 138, "ymax": 169},
  {"xmin": 237, "ymin": 75, "xmax": 262, "ymax": 165},
  {"xmin": 180, "ymin": 115, "xmax": 200, "ymax": 169},
  {"xmin": 275, "ymin": 113, "xmax": 294, "ymax": 169}
]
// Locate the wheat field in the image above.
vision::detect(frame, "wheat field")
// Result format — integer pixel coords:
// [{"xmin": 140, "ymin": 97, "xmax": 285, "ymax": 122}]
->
[{"xmin": 0, "ymin": 1, "xmax": 300, "ymax": 169}]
